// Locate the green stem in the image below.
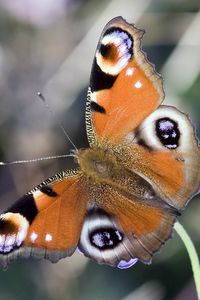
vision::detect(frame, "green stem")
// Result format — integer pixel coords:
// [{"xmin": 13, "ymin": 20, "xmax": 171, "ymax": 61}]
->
[{"xmin": 174, "ymin": 222, "xmax": 200, "ymax": 299}]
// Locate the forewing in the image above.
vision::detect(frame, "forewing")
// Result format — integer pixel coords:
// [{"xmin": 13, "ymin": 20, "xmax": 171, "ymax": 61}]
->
[
  {"xmin": 86, "ymin": 16, "xmax": 164, "ymax": 145},
  {"xmin": 0, "ymin": 169, "xmax": 88, "ymax": 268}
]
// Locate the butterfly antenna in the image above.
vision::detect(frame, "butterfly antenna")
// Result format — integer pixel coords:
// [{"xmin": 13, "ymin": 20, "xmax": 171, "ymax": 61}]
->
[
  {"xmin": 0, "ymin": 154, "xmax": 75, "ymax": 166},
  {"xmin": 37, "ymin": 92, "xmax": 78, "ymax": 152}
]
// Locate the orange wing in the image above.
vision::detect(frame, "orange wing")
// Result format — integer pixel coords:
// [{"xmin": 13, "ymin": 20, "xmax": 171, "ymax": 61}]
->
[
  {"xmin": 86, "ymin": 16, "xmax": 164, "ymax": 145},
  {"xmin": 122, "ymin": 105, "xmax": 200, "ymax": 210},
  {"xmin": 0, "ymin": 170, "xmax": 88, "ymax": 268}
]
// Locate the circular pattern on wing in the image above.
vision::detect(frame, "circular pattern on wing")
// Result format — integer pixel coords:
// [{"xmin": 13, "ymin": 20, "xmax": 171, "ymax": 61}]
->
[
  {"xmin": 78, "ymin": 209, "xmax": 138, "ymax": 268},
  {"xmin": 96, "ymin": 28, "xmax": 133, "ymax": 76},
  {"xmin": 134, "ymin": 105, "xmax": 195, "ymax": 152},
  {"xmin": 156, "ymin": 118, "xmax": 180, "ymax": 149},
  {"xmin": 0, "ymin": 212, "xmax": 29, "ymax": 253},
  {"xmin": 90, "ymin": 227, "xmax": 123, "ymax": 250}
]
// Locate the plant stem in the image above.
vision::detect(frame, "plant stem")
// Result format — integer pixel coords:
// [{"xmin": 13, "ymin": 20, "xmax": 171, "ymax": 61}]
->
[{"xmin": 174, "ymin": 222, "xmax": 200, "ymax": 299}]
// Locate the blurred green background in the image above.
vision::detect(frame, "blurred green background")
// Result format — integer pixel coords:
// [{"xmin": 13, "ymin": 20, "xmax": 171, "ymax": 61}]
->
[{"xmin": 0, "ymin": 0, "xmax": 199, "ymax": 299}]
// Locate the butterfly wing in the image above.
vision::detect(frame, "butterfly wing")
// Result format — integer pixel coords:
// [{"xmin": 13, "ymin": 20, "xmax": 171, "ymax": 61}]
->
[
  {"xmin": 0, "ymin": 169, "xmax": 88, "ymax": 268},
  {"xmin": 123, "ymin": 105, "xmax": 200, "ymax": 210},
  {"xmin": 86, "ymin": 16, "xmax": 164, "ymax": 145},
  {"xmin": 78, "ymin": 185, "xmax": 177, "ymax": 268}
]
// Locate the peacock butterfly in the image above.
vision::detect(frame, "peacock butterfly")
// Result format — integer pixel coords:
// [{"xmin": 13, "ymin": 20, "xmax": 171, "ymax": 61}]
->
[{"xmin": 0, "ymin": 16, "xmax": 199, "ymax": 269}]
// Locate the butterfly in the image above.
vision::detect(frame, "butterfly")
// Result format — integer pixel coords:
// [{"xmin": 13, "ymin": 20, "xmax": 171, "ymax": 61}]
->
[{"xmin": 0, "ymin": 16, "xmax": 199, "ymax": 270}]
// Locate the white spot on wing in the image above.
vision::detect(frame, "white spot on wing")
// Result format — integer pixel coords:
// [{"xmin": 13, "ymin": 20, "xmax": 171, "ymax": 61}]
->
[
  {"xmin": 134, "ymin": 81, "xmax": 142, "ymax": 89},
  {"xmin": 32, "ymin": 189, "xmax": 43, "ymax": 199},
  {"xmin": 45, "ymin": 233, "xmax": 52, "ymax": 242},
  {"xmin": 126, "ymin": 67, "xmax": 135, "ymax": 76},
  {"xmin": 30, "ymin": 232, "xmax": 38, "ymax": 243}
]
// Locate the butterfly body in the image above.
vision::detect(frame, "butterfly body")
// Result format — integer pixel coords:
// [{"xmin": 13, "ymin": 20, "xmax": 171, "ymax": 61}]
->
[
  {"xmin": 0, "ymin": 16, "xmax": 199, "ymax": 269},
  {"xmin": 77, "ymin": 144, "xmax": 175, "ymax": 211},
  {"xmin": 78, "ymin": 145, "xmax": 148, "ymax": 195}
]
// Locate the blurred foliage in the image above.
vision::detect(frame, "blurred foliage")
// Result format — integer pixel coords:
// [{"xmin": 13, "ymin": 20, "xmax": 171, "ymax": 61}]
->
[{"xmin": 0, "ymin": 0, "xmax": 199, "ymax": 299}]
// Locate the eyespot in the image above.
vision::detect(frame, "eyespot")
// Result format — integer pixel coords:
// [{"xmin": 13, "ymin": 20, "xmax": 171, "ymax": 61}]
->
[
  {"xmin": 0, "ymin": 213, "xmax": 29, "ymax": 253},
  {"xmin": 96, "ymin": 27, "xmax": 133, "ymax": 76},
  {"xmin": 90, "ymin": 227, "xmax": 123, "ymax": 250},
  {"xmin": 79, "ymin": 210, "xmax": 124, "ymax": 256},
  {"xmin": 78, "ymin": 209, "xmax": 137, "ymax": 266},
  {"xmin": 155, "ymin": 118, "xmax": 180, "ymax": 149},
  {"xmin": 134, "ymin": 105, "xmax": 195, "ymax": 152}
]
